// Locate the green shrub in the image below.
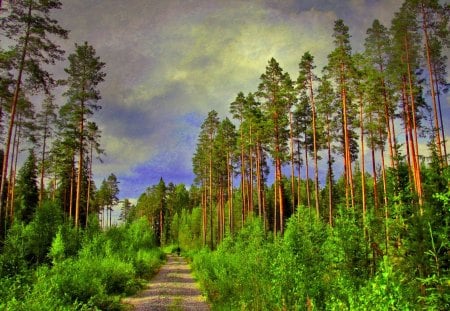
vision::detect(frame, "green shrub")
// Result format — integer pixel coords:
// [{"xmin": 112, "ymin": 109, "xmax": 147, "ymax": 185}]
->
[
  {"xmin": 193, "ymin": 218, "xmax": 276, "ymax": 310},
  {"xmin": 49, "ymin": 227, "xmax": 65, "ymax": 265},
  {"xmin": 346, "ymin": 256, "xmax": 413, "ymax": 310},
  {"xmin": 0, "ymin": 216, "xmax": 163, "ymax": 309}
]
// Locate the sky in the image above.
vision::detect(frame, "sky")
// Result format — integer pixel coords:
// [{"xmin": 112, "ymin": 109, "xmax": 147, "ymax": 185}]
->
[{"xmin": 37, "ymin": 0, "xmax": 450, "ymax": 199}]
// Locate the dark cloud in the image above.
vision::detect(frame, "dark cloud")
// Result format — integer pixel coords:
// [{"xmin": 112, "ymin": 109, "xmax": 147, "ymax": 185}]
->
[{"xmin": 43, "ymin": 0, "xmax": 448, "ymax": 199}]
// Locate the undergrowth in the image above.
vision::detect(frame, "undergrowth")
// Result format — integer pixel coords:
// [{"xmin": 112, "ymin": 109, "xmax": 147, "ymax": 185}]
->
[{"xmin": 0, "ymin": 206, "xmax": 164, "ymax": 310}]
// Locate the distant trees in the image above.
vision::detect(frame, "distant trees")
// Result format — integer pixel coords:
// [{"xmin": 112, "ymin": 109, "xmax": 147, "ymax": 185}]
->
[{"xmin": 98, "ymin": 173, "xmax": 119, "ymax": 228}]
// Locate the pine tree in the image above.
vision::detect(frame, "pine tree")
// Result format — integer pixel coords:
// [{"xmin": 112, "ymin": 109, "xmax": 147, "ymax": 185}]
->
[
  {"xmin": 297, "ymin": 51, "xmax": 322, "ymax": 217},
  {"xmin": 411, "ymin": 0, "xmax": 450, "ymax": 165},
  {"xmin": 390, "ymin": 2, "xmax": 425, "ymax": 208},
  {"xmin": 155, "ymin": 177, "xmax": 166, "ymax": 245},
  {"xmin": 15, "ymin": 149, "xmax": 38, "ymax": 223},
  {"xmin": 325, "ymin": 19, "xmax": 359, "ymax": 209},
  {"xmin": 215, "ymin": 118, "xmax": 236, "ymax": 234},
  {"xmin": 364, "ymin": 19, "xmax": 397, "ymax": 170},
  {"xmin": 36, "ymin": 94, "xmax": 58, "ymax": 205},
  {"xmin": 63, "ymin": 42, "xmax": 105, "ymax": 227},
  {"xmin": 85, "ymin": 121, "xmax": 102, "ymax": 225},
  {"xmin": 193, "ymin": 111, "xmax": 220, "ymax": 247},
  {"xmin": 257, "ymin": 58, "xmax": 294, "ymax": 235},
  {"xmin": 7, "ymin": 94, "xmax": 36, "ymax": 220},
  {"xmin": 316, "ymin": 76, "xmax": 339, "ymax": 225},
  {"xmin": 52, "ymin": 101, "xmax": 78, "ymax": 217},
  {"xmin": 0, "ymin": 0, "xmax": 67, "ymax": 230},
  {"xmin": 292, "ymin": 94, "xmax": 312, "ymax": 209},
  {"xmin": 230, "ymin": 92, "xmax": 248, "ymax": 222},
  {"xmin": 0, "ymin": 48, "xmax": 14, "ymax": 141}
]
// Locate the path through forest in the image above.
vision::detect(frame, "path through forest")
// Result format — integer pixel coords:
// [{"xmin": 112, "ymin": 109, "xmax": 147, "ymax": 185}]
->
[{"xmin": 123, "ymin": 254, "xmax": 210, "ymax": 311}]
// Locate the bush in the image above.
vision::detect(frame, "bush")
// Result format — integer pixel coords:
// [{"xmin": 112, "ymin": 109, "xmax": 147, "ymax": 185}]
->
[
  {"xmin": 193, "ymin": 218, "xmax": 276, "ymax": 310},
  {"xmin": 0, "ymin": 216, "xmax": 164, "ymax": 310}
]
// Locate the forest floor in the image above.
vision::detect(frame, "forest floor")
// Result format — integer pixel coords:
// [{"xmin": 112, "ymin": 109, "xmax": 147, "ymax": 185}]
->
[{"xmin": 122, "ymin": 254, "xmax": 210, "ymax": 311}]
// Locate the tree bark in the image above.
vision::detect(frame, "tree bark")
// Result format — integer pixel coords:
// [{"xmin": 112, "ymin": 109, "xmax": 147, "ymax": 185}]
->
[
  {"xmin": 86, "ymin": 144, "xmax": 93, "ymax": 225},
  {"xmin": 75, "ymin": 98, "xmax": 85, "ymax": 228},
  {"xmin": 305, "ymin": 143, "xmax": 311, "ymax": 209},
  {"xmin": 0, "ymin": 2, "xmax": 32, "ymax": 231},
  {"xmin": 289, "ymin": 111, "xmax": 296, "ymax": 210},
  {"xmin": 307, "ymin": 73, "xmax": 320, "ymax": 217},
  {"xmin": 404, "ymin": 35, "xmax": 423, "ymax": 207},
  {"xmin": 420, "ymin": 2, "xmax": 443, "ymax": 163},
  {"xmin": 359, "ymin": 95, "xmax": 367, "ymax": 236},
  {"xmin": 39, "ymin": 113, "xmax": 49, "ymax": 206},
  {"xmin": 340, "ymin": 62, "xmax": 354, "ymax": 209}
]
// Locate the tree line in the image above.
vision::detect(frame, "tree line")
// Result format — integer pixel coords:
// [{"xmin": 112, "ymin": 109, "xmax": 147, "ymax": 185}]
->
[
  {"xmin": 191, "ymin": 0, "xmax": 449, "ymax": 251},
  {"xmin": 0, "ymin": 0, "xmax": 119, "ymax": 240}
]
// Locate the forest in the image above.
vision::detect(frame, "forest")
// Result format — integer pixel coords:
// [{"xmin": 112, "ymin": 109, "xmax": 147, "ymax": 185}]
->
[{"xmin": 0, "ymin": 0, "xmax": 449, "ymax": 310}]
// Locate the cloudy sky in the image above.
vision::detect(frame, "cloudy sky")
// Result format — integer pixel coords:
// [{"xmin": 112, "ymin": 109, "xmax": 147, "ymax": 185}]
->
[{"xmin": 46, "ymin": 0, "xmax": 449, "ymax": 199}]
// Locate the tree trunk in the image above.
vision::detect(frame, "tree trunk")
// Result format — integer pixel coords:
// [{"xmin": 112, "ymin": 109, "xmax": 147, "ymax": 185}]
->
[
  {"xmin": 276, "ymin": 156, "xmax": 284, "ymax": 235},
  {"xmin": 7, "ymin": 119, "xmax": 19, "ymax": 220},
  {"xmin": 9, "ymin": 120, "xmax": 21, "ymax": 221},
  {"xmin": 0, "ymin": 2, "xmax": 32, "ymax": 231},
  {"xmin": 341, "ymin": 63, "xmax": 353, "ymax": 209},
  {"xmin": 370, "ymin": 136, "xmax": 379, "ymax": 210},
  {"xmin": 297, "ymin": 139, "xmax": 302, "ymax": 207},
  {"xmin": 420, "ymin": 2, "xmax": 443, "ymax": 163},
  {"xmin": 240, "ymin": 126, "xmax": 246, "ymax": 226},
  {"xmin": 359, "ymin": 96, "xmax": 367, "ymax": 237},
  {"xmin": 39, "ymin": 113, "xmax": 49, "ymax": 206},
  {"xmin": 289, "ymin": 111, "xmax": 295, "ymax": 210},
  {"xmin": 75, "ymin": 100, "xmax": 85, "ymax": 228},
  {"xmin": 402, "ymin": 84, "xmax": 414, "ymax": 188},
  {"xmin": 249, "ymin": 125, "xmax": 254, "ymax": 215},
  {"xmin": 308, "ymin": 73, "xmax": 320, "ymax": 217},
  {"xmin": 209, "ymin": 145, "xmax": 213, "ymax": 249},
  {"xmin": 404, "ymin": 35, "xmax": 423, "ymax": 207},
  {"xmin": 69, "ymin": 160, "xmax": 75, "ymax": 220},
  {"xmin": 227, "ymin": 152, "xmax": 233, "ymax": 234},
  {"xmin": 305, "ymin": 143, "xmax": 311, "ymax": 209},
  {"xmin": 434, "ymin": 63, "xmax": 448, "ymax": 166},
  {"xmin": 86, "ymin": 144, "xmax": 93, "ymax": 225},
  {"xmin": 202, "ymin": 177, "xmax": 207, "ymax": 246},
  {"xmin": 273, "ymin": 171, "xmax": 277, "ymax": 236},
  {"xmin": 378, "ymin": 61, "xmax": 396, "ymax": 169},
  {"xmin": 327, "ymin": 133, "xmax": 333, "ymax": 227},
  {"xmin": 160, "ymin": 205, "xmax": 164, "ymax": 245},
  {"xmin": 256, "ymin": 143, "xmax": 262, "ymax": 217}
]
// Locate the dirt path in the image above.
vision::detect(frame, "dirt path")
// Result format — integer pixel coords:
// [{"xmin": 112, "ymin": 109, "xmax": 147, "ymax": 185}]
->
[{"xmin": 123, "ymin": 255, "xmax": 210, "ymax": 311}]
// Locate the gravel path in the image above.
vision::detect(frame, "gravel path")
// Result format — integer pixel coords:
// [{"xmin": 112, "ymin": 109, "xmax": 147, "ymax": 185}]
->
[{"xmin": 123, "ymin": 255, "xmax": 210, "ymax": 311}]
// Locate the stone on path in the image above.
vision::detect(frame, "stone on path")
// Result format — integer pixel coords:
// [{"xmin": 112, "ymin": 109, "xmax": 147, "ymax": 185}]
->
[{"xmin": 123, "ymin": 254, "xmax": 210, "ymax": 311}]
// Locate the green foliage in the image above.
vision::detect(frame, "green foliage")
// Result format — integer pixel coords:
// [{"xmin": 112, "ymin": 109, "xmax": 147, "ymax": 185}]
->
[
  {"xmin": 172, "ymin": 207, "xmax": 203, "ymax": 252},
  {"xmin": 0, "ymin": 201, "xmax": 63, "ymax": 276},
  {"xmin": 192, "ymin": 205, "xmax": 444, "ymax": 310},
  {"xmin": 15, "ymin": 150, "xmax": 39, "ymax": 223},
  {"xmin": 49, "ymin": 227, "xmax": 65, "ymax": 265},
  {"xmin": 349, "ymin": 256, "xmax": 413, "ymax": 310},
  {"xmin": 0, "ymin": 215, "xmax": 163, "ymax": 310},
  {"xmin": 193, "ymin": 218, "xmax": 276, "ymax": 310},
  {"xmin": 272, "ymin": 208, "xmax": 329, "ymax": 309}
]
